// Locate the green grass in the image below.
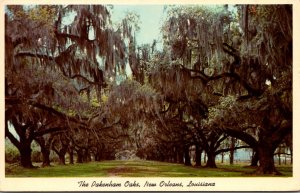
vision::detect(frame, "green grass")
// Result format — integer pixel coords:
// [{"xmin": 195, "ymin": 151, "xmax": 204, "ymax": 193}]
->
[{"xmin": 5, "ymin": 160, "xmax": 292, "ymax": 177}]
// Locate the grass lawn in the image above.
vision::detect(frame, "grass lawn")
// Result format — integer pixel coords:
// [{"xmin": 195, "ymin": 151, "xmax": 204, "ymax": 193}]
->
[{"xmin": 5, "ymin": 160, "xmax": 292, "ymax": 177}]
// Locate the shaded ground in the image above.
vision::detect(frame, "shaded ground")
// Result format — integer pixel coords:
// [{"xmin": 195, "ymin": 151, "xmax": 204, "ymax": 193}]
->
[
  {"xmin": 107, "ymin": 166, "xmax": 133, "ymax": 176},
  {"xmin": 5, "ymin": 160, "xmax": 292, "ymax": 177}
]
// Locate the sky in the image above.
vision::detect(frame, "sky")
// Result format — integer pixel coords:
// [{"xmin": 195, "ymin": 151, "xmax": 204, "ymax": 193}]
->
[
  {"xmin": 61, "ymin": 5, "xmax": 166, "ymax": 50},
  {"xmin": 109, "ymin": 5, "xmax": 237, "ymax": 49},
  {"xmin": 61, "ymin": 5, "xmax": 237, "ymax": 50},
  {"xmin": 110, "ymin": 5, "xmax": 165, "ymax": 48},
  {"xmin": 110, "ymin": 5, "xmax": 166, "ymax": 78}
]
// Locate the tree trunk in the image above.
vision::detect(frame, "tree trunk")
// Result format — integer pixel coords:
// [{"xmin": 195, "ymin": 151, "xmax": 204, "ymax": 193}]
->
[
  {"xmin": 69, "ymin": 149, "xmax": 74, "ymax": 164},
  {"xmin": 19, "ymin": 131, "xmax": 34, "ymax": 168},
  {"xmin": 58, "ymin": 153, "xmax": 66, "ymax": 165},
  {"xmin": 6, "ymin": 120, "xmax": 34, "ymax": 168},
  {"xmin": 221, "ymin": 153, "xmax": 224, "ymax": 163},
  {"xmin": 284, "ymin": 153, "xmax": 287, "ymax": 165},
  {"xmin": 36, "ymin": 137, "xmax": 51, "ymax": 167},
  {"xmin": 85, "ymin": 149, "xmax": 91, "ymax": 162},
  {"xmin": 229, "ymin": 137, "xmax": 235, "ymax": 165},
  {"xmin": 77, "ymin": 149, "xmax": 83, "ymax": 163},
  {"xmin": 256, "ymin": 143, "xmax": 279, "ymax": 175},
  {"xmin": 53, "ymin": 147, "xmax": 67, "ymax": 165},
  {"xmin": 195, "ymin": 145, "xmax": 202, "ymax": 166},
  {"xmin": 250, "ymin": 151, "xmax": 259, "ymax": 167},
  {"xmin": 177, "ymin": 149, "xmax": 184, "ymax": 164},
  {"xmin": 20, "ymin": 145, "xmax": 33, "ymax": 168},
  {"xmin": 173, "ymin": 150, "xmax": 177, "ymax": 163},
  {"xmin": 41, "ymin": 148, "xmax": 51, "ymax": 167},
  {"xmin": 82, "ymin": 149, "xmax": 87, "ymax": 162},
  {"xmin": 277, "ymin": 146, "xmax": 281, "ymax": 165},
  {"xmin": 172, "ymin": 147, "xmax": 176, "ymax": 163},
  {"xmin": 203, "ymin": 152, "xmax": 207, "ymax": 163},
  {"xmin": 95, "ymin": 150, "xmax": 102, "ymax": 161},
  {"xmin": 184, "ymin": 146, "xmax": 191, "ymax": 166},
  {"xmin": 290, "ymin": 146, "xmax": 293, "ymax": 164},
  {"xmin": 68, "ymin": 141, "xmax": 74, "ymax": 164},
  {"xmin": 95, "ymin": 154, "xmax": 99, "ymax": 161},
  {"xmin": 206, "ymin": 151, "xmax": 217, "ymax": 168}
]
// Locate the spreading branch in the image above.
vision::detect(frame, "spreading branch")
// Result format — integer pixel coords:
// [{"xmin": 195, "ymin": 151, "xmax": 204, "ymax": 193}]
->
[
  {"xmin": 34, "ymin": 127, "xmax": 67, "ymax": 138},
  {"xmin": 28, "ymin": 101, "xmax": 88, "ymax": 127},
  {"xmin": 223, "ymin": 128, "xmax": 258, "ymax": 149},
  {"xmin": 181, "ymin": 64, "xmax": 263, "ymax": 97},
  {"xmin": 15, "ymin": 51, "xmax": 55, "ymax": 60}
]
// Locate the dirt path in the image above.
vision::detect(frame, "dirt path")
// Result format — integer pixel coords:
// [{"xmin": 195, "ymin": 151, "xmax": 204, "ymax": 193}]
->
[{"xmin": 107, "ymin": 165, "xmax": 133, "ymax": 176}]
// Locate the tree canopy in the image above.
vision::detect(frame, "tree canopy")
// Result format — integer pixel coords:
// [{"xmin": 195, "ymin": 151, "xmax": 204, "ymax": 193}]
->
[{"xmin": 5, "ymin": 4, "xmax": 292, "ymax": 175}]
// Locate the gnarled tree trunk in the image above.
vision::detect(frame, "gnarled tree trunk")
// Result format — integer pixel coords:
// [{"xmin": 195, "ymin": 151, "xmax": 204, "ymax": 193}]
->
[
  {"xmin": 41, "ymin": 147, "xmax": 51, "ymax": 167},
  {"xmin": 20, "ymin": 143, "xmax": 34, "ymax": 168},
  {"xmin": 255, "ymin": 141, "xmax": 278, "ymax": 174},
  {"xmin": 35, "ymin": 137, "xmax": 53, "ymax": 167},
  {"xmin": 6, "ymin": 118, "xmax": 35, "ymax": 168},
  {"xmin": 53, "ymin": 146, "xmax": 67, "ymax": 165},
  {"xmin": 6, "ymin": 123, "xmax": 34, "ymax": 168}
]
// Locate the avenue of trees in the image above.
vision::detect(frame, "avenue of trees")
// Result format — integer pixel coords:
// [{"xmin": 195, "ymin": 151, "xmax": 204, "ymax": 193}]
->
[{"xmin": 5, "ymin": 4, "xmax": 292, "ymax": 175}]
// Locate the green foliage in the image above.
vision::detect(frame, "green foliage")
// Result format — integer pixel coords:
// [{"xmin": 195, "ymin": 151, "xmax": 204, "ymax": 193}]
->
[
  {"xmin": 5, "ymin": 140, "xmax": 19, "ymax": 163},
  {"xmin": 108, "ymin": 79, "xmax": 161, "ymax": 123},
  {"xmin": 162, "ymin": 5, "xmax": 231, "ymax": 69},
  {"xmin": 123, "ymin": 11, "xmax": 141, "ymax": 33},
  {"xmin": 28, "ymin": 6, "xmax": 57, "ymax": 24},
  {"xmin": 240, "ymin": 5, "xmax": 292, "ymax": 80},
  {"xmin": 206, "ymin": 95, "xmax": 237, "ymax": 127}
]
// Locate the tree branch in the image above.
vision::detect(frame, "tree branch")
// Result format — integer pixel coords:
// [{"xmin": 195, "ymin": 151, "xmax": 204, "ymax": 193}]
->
[
  {"xmin": 224, "ymin": 128, "xmax": 258, "ymax": 149},
  {"xmin": 5, "ymin": 97, "xmax": 22, "ymax": 105},
  {"xmin": 273, "ymin": 152, "xmax": 291, "ymax": 156},
  {"xmin": 270, "ymin": 120, "xmax": 292, "ymax": 147},
  {"xmin": 28, "ymin": 101, "xmax": 87, "ymax": 127},
  {"xmin": 6, "ymin": 98, "xmax": 80, "ymax": 127},
  {"xmin": 34, "ymin": 127, "xmax": 67, "ymax": 138},
  {"xmin": 70, "ymin": 74, "xmax": 98, "ymax": 85},
  {"xmin": 214, "ymin": 134, "xmax": 228, "ymax": 150},
  {"xmin": 5, "ymin": 121, "xmax": 21, "ymax": 150},
  {"xmin": 181, "ymin": 63, "xmax": 263, "ymax": 97},
  {"xmin": 222, "ymin": 43, "xmax": 240, "ymax": 59},
  {"xmin": 55, "ymin": 31, "xmax": 95, "ymax": 44},
  {"xmin": 180, "ymin": 64, "xmax": 208, "ymax": 83},
  {"xmin": 51, "ymin": 146, "xmax": 60, "ymax": 155},
  {"xmin": 15, "ymin": 51, "xmax": 55, "ymax": 60}
]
